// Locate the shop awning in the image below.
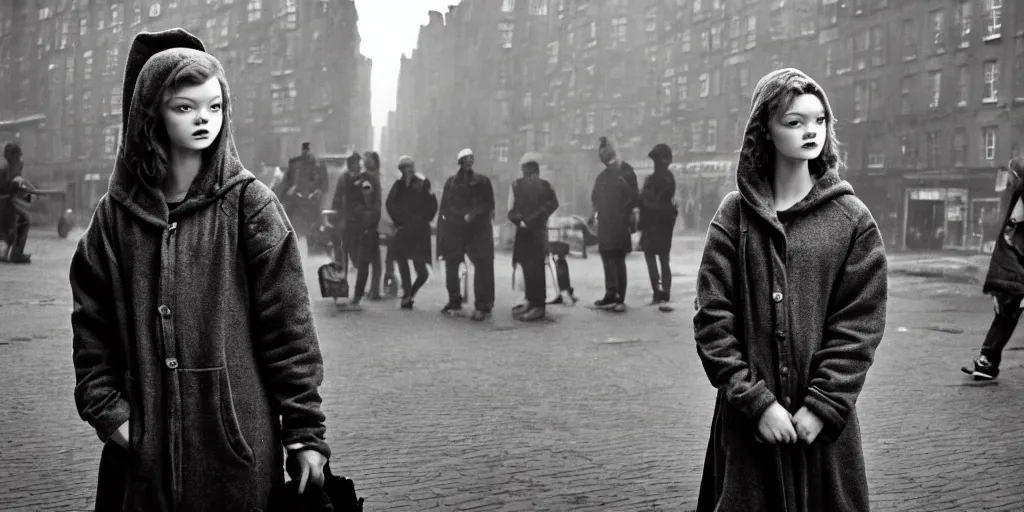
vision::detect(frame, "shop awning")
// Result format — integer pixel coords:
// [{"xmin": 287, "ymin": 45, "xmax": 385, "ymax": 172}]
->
[{"xmin": 0, "ymin": 114, "xmax": 46, "ymax": 129}]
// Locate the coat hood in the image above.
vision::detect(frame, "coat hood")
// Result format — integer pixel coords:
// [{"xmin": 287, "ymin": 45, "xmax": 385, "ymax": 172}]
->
[
  {"xmin": 107, "ymin": 28, "xmax": 251, "ymax": 228},
  {"xmin": 736, "ymin": 68, "xmax": 853, "ymax": 234}
]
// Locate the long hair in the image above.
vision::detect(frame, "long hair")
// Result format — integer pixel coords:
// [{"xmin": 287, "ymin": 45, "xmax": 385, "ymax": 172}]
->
[
  {"xmin": 740, "ymin": 76, "xmax": 844, "ymax": 179},
  {"xmin": 124, "ymin": 57, "xmax": 230, "ymax": 187}
]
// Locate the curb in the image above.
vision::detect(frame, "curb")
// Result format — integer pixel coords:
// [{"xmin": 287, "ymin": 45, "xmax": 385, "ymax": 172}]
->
[{"xmin": 888, "ymin": 265, "xmax": 983, "ymax": 284}]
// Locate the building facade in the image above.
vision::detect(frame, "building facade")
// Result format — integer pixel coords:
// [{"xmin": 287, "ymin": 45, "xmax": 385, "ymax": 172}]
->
[
  {"xmin": 385, "ymin": 0, "xmax": 1024, "ymax": 251},
  {"xmin": 0, "ymin": 0, "xmax": 371, "ymax": 221}
]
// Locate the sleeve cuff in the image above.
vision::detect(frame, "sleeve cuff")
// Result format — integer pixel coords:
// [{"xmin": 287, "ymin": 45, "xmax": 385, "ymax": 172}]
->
[
  {"xmin": 93, "ymin": 400, "xmax": 131, "ymax": 443},
  {"xmin": 730, "ymin": 380, "xmax": 777, "ymax": 424},
  {"xmin": 802, "ymin": 387, "xmax": 847, "ymax": 444}
]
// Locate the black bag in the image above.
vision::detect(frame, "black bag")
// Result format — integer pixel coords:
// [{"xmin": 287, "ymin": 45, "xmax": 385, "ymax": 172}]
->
[
  {"xmin": 321, "ymin": 464, "xmax": 365, "ymax": 512},
  {"xmin": 318, "ymin": 261, "xmax": 349, "ymax": 299}
]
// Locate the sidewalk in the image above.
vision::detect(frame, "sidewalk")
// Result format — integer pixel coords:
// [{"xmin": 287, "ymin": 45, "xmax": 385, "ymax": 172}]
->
[{"xmin": 886, "ymin": 252, "xmax": 990, "ymax": 284}]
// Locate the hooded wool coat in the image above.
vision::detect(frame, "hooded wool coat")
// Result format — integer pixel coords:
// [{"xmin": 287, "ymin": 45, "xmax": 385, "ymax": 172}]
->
[
  {"xmin": 693, "ymin": 68, "xmax": 888, "ymax": 512},
  {"xmin": 69, "ymin": 29, "xmax": 330, "ymax": 512},
  {"xmin": 591, "ymin": 158, "xmax": 639, "ymax": 254}
]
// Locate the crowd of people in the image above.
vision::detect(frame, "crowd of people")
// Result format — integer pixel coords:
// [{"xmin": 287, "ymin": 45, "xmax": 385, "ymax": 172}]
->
[{"xmin": 58, "ymin": 27, "xmax": 1021, "ymax": 511}]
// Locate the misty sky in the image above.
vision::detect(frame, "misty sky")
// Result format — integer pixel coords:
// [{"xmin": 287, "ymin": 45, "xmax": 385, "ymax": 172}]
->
[{"xmin": 355, "ymin": 0, "xmax": 460, "ymax": 131}]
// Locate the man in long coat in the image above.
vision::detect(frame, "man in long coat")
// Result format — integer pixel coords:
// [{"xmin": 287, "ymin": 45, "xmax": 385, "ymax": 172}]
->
[
  {"xmin": 508, "ymin": 152, "xmax": 559, "ymax": 322},
  {"xmin": 639, "ymin": 143, "xmax": 678, "ymax": 304},
  {"xmin": 590, "ymin": 136, "xmax": 639, "ymax": 312},
  {"xmin": 385, "ymin": 156, "xmax": 438, "ymax": 309},
  {"xmin": 437, "ymin": 149, "xmax": 495, "ymax": 321},
  {"xmin": 331, "ymin": 152, "xmax": 381, "ymax": 307},
  {"xmin": 0, "ymin": 142, "xmax": 31, "ymax": 263},
  {"xmin": 963, "ymin": 157, "xmax": 1024, "ymax": 380},
  {"xmin": 280, "ymin": 142, "xmax": 327, "ymax": 236}
]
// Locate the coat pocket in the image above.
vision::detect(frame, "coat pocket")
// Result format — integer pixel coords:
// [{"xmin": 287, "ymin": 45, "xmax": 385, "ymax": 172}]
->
[{"xmin": 179, "ymin": 367, "xmax": 255, "ymax": 467}]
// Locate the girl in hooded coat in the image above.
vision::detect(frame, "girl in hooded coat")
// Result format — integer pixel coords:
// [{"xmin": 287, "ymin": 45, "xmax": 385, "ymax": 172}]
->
[
  {"xmin": 693, "ymin": 68, "xmax": 888, "ymax": 511},
  {"xmin": 69, "ymin": 29, "xmax": 331, "ymax": 511}
]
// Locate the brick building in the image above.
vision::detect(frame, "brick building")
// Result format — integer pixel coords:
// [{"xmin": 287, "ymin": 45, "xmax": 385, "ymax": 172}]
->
[
  {"xmin": 0, "ymin": 0, "xmax": 371, "ymax": 224},
  {"xmin": 388, "ymin": 0, "xmax": 1023, "ymax": 251}
]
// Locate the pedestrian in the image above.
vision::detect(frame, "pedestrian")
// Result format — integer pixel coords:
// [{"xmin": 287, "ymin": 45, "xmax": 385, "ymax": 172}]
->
[
  {"xmin": 363, "ymin": 150, "xmax": 385, "ymax": 300},
  {"xmin": 508, "ymin": 152, "xmax": 559, "ymax": 322},
  {"xmin": 693, "ymin": 68, "xmax": 888, "ymax": 512},
  {"xmin": 639, "ymin": 143, "xmax": 678, "ymax": 305},
  {"xmin": 331, "ymin": 152, "xmax": 381, "ymax": 308},
  {"xmin": 437, "ymin": 148, "xmax": 496, "ymax": 321},
  {"xmin": 280, "ymin": 142, "xmax": 328, "ymax": 237},
  {"xmin": 68, "ymin": 29, "xmax": 330, "ymax": 511},
  {"xmin": 590, "ymin": 136, "xmax": 639, "ymax": 312},
  {"xmin": 962, "ymin": 156, "xmax": 1024, "ymax": 380},
  {"xmin": 385, "ymin": 155, "xmax": 438, "ymax": 309},
  {"xmin": 0, "ymin": 142, "xmax": 32, "ymax": 263}
]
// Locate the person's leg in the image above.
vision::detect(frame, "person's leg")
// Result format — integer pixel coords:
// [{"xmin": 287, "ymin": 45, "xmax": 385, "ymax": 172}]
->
[
  {"xmin": 368, "ymin": 236, "xmax": 382, "ymax": 299},
  {"xmin": 644, "ymin": 251, "xmax": 661, "ymax": 297},
  {"xmin": 10, "ymin": 214, "xmax": 29, "ymax": 260},
  {"xmin": 980, "ymin": 295, "xmax": 1024, "ymax": 368},
  {"xmin": 411, "ymin": 260, "xmax": 430, "ymax": 297},
  {"xmin": 522, "ymin": 252, "xmax": 546, "ymax": 308},
  {"xmin": 396, "ymin": 257, "xmax": 412, "ymax": 297},
  {"xmin": 470, "ymin": 251, "xmax": 495, "ymax": 313},
  {"xmin": 383, "ymin": 240, "xmax": 398, "ymax": 296},
  {"xmin": 597, "ymin": 251, "xmax": 618, "ymax": 304},
  {"xmin": 615, "ymin": 251, "xmax": 628, "ymax": 303},
  {"xmin": 659, "ymin": 251, "xmax": 672, "ymax": 300},
  {"xmin": 444, "ymin": 257, "xmax": 463, "ymax": 307},
  {"xmin": 353, "ymin": 255, "xmax": 370, "ymax": 302}
]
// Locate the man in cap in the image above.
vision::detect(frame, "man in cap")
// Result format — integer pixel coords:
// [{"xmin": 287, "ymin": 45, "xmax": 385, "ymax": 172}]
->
[
  {"xmin": 437, "ymin": 148, "xmax": 496, "ymax": 321},
  {"xmin": 385, "ymin": 155, "xmax": 439, "ymax": 309},
  {"xmin": 330, "ymin": 152, "xmax": 381, "ymax": 307},
  {"xmin": 639, "ymin": 143, "xmax": 678, "ymax": 305},
  {"xmin": 281, "ymin": 142, "xmax": 328, "ymax": 237},
  {"xmin": 590, "ymin": 136, "xmax": 639, "ymax": 312},
  {"xmin": 508, "ymin": 152, "xmax": 560, "ymax": 321}
]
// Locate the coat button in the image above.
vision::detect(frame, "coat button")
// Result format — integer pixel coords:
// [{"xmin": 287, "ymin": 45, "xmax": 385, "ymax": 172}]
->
[
  {"xmin": 776, "ymin": 330, "xmax": 787, "ymax": 341},
  {"xmin": 165, "ymin": 358, "xmax": 179, "ymax": 369},
  {"xmin": 780, "ymin": 365, "xmax": 789, "ymax": 376},
  {"xmin": 157, "ymin": 305, "xmax": 171, "ymax": 318},
  {"xmin": 772, "ymin": 292, "xmax": 783, "ymax": 303}
]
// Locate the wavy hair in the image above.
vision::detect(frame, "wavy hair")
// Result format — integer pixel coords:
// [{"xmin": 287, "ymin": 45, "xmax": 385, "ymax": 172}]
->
[
  {"xmin": 739, "ymin": 76, "xmax": 844, "ymax": 179},
  {"xmin": 124, "ymin": 57, "xmax": 229, "ymax": 187}
]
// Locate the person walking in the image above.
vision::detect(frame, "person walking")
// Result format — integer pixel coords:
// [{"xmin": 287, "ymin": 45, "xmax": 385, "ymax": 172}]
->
[
  {"xmin": 331, "ymin": 152, "xmax": 381, "ymax": 308},
  {"xmin": 639, "ymin": 143, "xmax": 678, "ymax": 305},
  {"xmin": 962, "ymin": 156, "xmax": 1024, "ymax": 380},
  {"xmin": 69, "ymin": 29, "xmax": 330, "ymax": 511},
  {"xmin": 590, "ymin": 136, "xmax": 639, "ymax": 312},
  {"xmin": 508, "ymin": 152, "xmax": 559, "ymax": 322},
  {"xmin": 693, "ymin": 68, "xmax": 887, "ymax": 512},
  {"xmin": 437, "ymin": 149, "xmax": 496, "ymax": 321},
  {"xmin": 0, "ymin": 142, "xmax": 32, "ymax": 263},
  {"xmin": 385, "ymin": 155, "xmax": 438, "ymax": 310}
]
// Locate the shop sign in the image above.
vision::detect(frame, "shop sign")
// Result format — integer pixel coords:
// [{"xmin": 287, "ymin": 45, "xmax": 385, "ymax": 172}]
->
[{"xmin": 909, "ymin": 188, "xmax": 945, "ymax": 201}]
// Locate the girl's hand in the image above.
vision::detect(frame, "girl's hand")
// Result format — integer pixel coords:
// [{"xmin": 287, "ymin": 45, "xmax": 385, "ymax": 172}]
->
[
  {"xmin": 756, "ymin": 402, "xmax": 797, "ymax": 444},
  {"xmin": 792, "ymin": 406, "xmax": 825, "ymax": 444},
  {"xmin": 288, "ymin": 449, "xmax": 327, "ymax": 495},
  {"xmin": 109, "ymin": 420, "xmax": 130, "ymax": 450}
]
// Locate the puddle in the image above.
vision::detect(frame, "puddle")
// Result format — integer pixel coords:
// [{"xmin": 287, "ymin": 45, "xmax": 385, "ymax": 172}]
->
[{"xmin": 923, "ymin": 325, "xmax": 964, "ymax": 334}]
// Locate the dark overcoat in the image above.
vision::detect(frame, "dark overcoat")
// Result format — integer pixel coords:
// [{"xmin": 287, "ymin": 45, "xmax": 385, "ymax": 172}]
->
[
  {"xmin": 386, "ymin": 172, "xmax": 439, "ymax": 265},
  {"xmin": 437, "ymin": 169, "xmax": 495, "ymax": 261},
  {"xmin": 69, "ymin": 30, "xmax": 330, "ymax": 512},
  {"xmin": 591, "ymin": 161, "xmax": 639, "ymax": 253},
  {"xmin": 332, "ymin": 169, "xmax": 381, "ymax": 262},
  {"xmin": 639, "ymin": 167, "xmax": 677, "ymax": 253},
  {"xmin": 983, "ymin": 180, "xmax": 1024, "ymax": 296},
  {"xmin": 508, "ymin": 174, "xmax": 559, "ymax": 266},
  {"xmin": 694, "ymin": 68, "xmax": 888, "ymax": 512}
]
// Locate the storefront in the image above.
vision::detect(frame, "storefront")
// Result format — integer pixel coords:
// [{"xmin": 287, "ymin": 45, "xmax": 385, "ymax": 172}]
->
[
  {"xmin": 677, "ymin": 160, "xmax": 736, "ymax": 231},
  {"xmin": 901, "ymin": 168, "xmax": 1004, "ymax": 252}
]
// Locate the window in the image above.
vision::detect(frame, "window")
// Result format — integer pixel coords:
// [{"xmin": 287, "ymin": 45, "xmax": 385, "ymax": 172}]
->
[
  {"xmin": 821, "ymin": 0, "xmax": 838, "ymax": 27},
  {"xmin": 247, "ymin": 0, "xmax": 262, "ymax": 22},
  {"xmin": 682, "ymin": 29, "xmax": 691, "ymax": 52},
  {"xmin": 983, "ymin": 126, "xmax": 997, "ymax": 161},
  {"xmin": 111, "ymin": 4, "xmax": 122, "ymax": 34},
  {"xmin": 103, "ymin": 125, "xmax": 121, "ymax": 156},
  {"xmin": 150, "ymin": 2, "xmax": 162, "ymax": 17},
  {"xmin": 854, "ymin": 81, "xmax": 867, "ymax": 121},
  {"xmin": 586, "ymin": 112, "xmax": 596, "ymax": 134},
  {"xmin": 712, "ymin": 69, "xmax": 721, "ymax": 96},
  {"xmin": 955, "ymin": 0, "xmax": 971, "ymax": 48},
  {"xmin": 588, "ymin": 21, "xmax": 597, "ymax": 47},
  {"xmin": 542, "ymin": 122, "xmax": 552, "ymax": 148},
  {"xmin": 984, "ymin": 60, "xmax": 999, "ymax": 102},
  {"xmin": 523, "ymin": 92, "xmax": 532, "ymax": 112},
  {"xmin": 547, "ymin": 41, "xmax": 558, "ymax": 65},
  {"xmin": 493, "ymin": 140, "xmax": 510, "ymax": 162},
  {"xmin": 901, "ymin": 75, "xmax": 913, "ymax": 115},
  {"xmin": 853, "ymin": 29, "xmax": 869, "ymax": 70},
  {"xmin": 83, "ymin": 89, "xmax": 95, "ymax": 124},
  {"xmin": 926, "ymin": 131, "xmax": 941, "ymax": 167},
  {"xmin": 677, "ymin": 73, "xmax": 689, "ymax": 102},
  {"xmin": 984, "ymin": 0, "xmax": 1002, "ymax": 40},
  {"xmin": 870, "ymin": 26, "xmax": 885, "ymax": 66},
  {"xmin": 869, "ymin": 79, "xmax": 882, "ymax": 118},
  {"xmin": 867, "ymin": 135, "xmax": 885, "ymax": 168},
  {"xmin": 746, "ymin": 16, "xmax": 757, "ymax": 49},
  {"xmin": 953, "ymin": 128, "xmax": 967, "ymax": 167},
  {"xmin": 699, "ymin": 73, "xmax": 709, "ymax": 97},
  {"xmin": 1017, "ymin": 35, "xmax": 1024, "ymax": 99},
  {"xmin": 929, "ymin": 71, "xmax": 941, "ymax": 109},
  {"xmin": 59, "ymin": 21, "xmax": 69, "ymax": 50},
  {"xmin": 611, "ymin": 17, "xmax": 627, "ymax": 46},
  {"xmin": 499, "ymin": 21, "xmax": 514, "ymax": 49},
  {"xmin": 528, "ymin": 0, "xmax": 547, "ymax": 16},
  {"xmin": 900, "ymin": 134, "xmax": 918, "ymax": 168},
  {"xmin": 958, "ymin": 66, "xmax": 969, "ymax": 106},
  {"xmin": 903, "ymin": 19, "xmax": 918, "ymax": 60},
  {"xmin": 645, "ymin": 9, "xmax": 657, "ymax": 34},
  {"xmin": 501, "ymin": 0, "xmax": 515, "ymax": 13},
  {"xmin": 105, "ymin": 45, "xmax": 119, "ymax": 76},
  {"xmin": 83, "ymin": 50, "xmax": 93, "ymax": 81},
  {"xmin": 931, "ymin": 9, "xmax": 945, "ymax": 53},
  {"xmin": 707, "ymin": 119, "xmax": 717, "ymax": 152},
  {"xmin": 80, "ymin": 17, "xmax": 88, "ymax": 36},
  {"xmin": 691, "ymin": 120, "xmax": 704, "ymax": 151},
  {"xmin": 825, "ymin": 43, "xmax": 834, "ymax": 76},
  {"xmin": 110, "ymin": 88, "xmax": 122, "ymax": 115}
]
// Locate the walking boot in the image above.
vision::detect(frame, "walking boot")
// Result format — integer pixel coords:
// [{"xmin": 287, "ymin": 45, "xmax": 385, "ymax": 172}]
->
[
  {"xmin": 519, "ymin": 306, "xmax": 546, "ymax": 322},
  {"xmin": 470, "ymin": 309, "xmax": 491, "ymax": 321},
  {"xmin": 961, "ymin": 354, "xmax": 999, "ymax": 380},
  {"xmin": 441, "ymin": 302, "xmax": 463, "ymax": 316},
  {"xmin": 400, "ymin": 296, "xmax": 414, "ymax": 310},
  {"xmin": 594, "ymin": 294, "xmax": 618, "ymax": 309}
]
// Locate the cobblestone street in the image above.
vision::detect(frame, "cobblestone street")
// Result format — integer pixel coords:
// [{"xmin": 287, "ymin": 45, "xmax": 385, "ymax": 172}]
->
[{"xmin": 1, "ymin": 231, "xmax": 1022, "ymax": 511}]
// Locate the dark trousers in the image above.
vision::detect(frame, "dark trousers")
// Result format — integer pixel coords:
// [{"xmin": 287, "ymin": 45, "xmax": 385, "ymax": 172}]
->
[
  {"xmin": 982, "ymin": 294, "xmax": 1024, "ymax": 367},
  {"xmin": 600, "ymin": 250, "xmax": 628, "ymax": 301},
  {"xmin": 396, "ymin": 258, "xmax": 429, "ymax": 298},
  {"xmin": 644, "ymin": 251, "xmax": 671, "ymax": 294},
  {"xmin": 520, "ymin": 253, "xmax": 547, "ymax": 307},
  {"xmin": 2, "ymin": 213, "xmax": 29, "ymax": 259},
  {"xmin": 369, "ymin": 243, "xmax": 382, "ymax": 297},
  {"xmin": 445, "ymin": 253, "xmax": 495, "ymax": 312}
]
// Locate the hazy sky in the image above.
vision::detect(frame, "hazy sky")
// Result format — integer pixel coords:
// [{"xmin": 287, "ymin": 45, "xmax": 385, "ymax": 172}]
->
[{"xmin": 355, "ymin": 0, "xmax": 460, "ymax": 131}]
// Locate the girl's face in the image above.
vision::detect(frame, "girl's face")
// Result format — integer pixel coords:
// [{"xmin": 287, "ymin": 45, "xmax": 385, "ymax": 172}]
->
[
  {"xmin": 767, "ymin": 93, "xmax": 827, "ymax": 163},
  {"xmin": 161, "ymin": 77, "xmax": 224, "ymax": 153}
]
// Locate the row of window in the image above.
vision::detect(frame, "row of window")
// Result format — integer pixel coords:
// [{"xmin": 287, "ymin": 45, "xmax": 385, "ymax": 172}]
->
[{"xmin": 865, "ymin": 126, "xmax": 1000, "ymax": 169}]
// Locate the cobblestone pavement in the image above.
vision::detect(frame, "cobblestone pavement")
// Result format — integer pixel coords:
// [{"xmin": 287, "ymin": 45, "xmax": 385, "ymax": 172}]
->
[{"xmin": 1, "ymin": 231, "xmax": 1022, "ymax": 511}]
